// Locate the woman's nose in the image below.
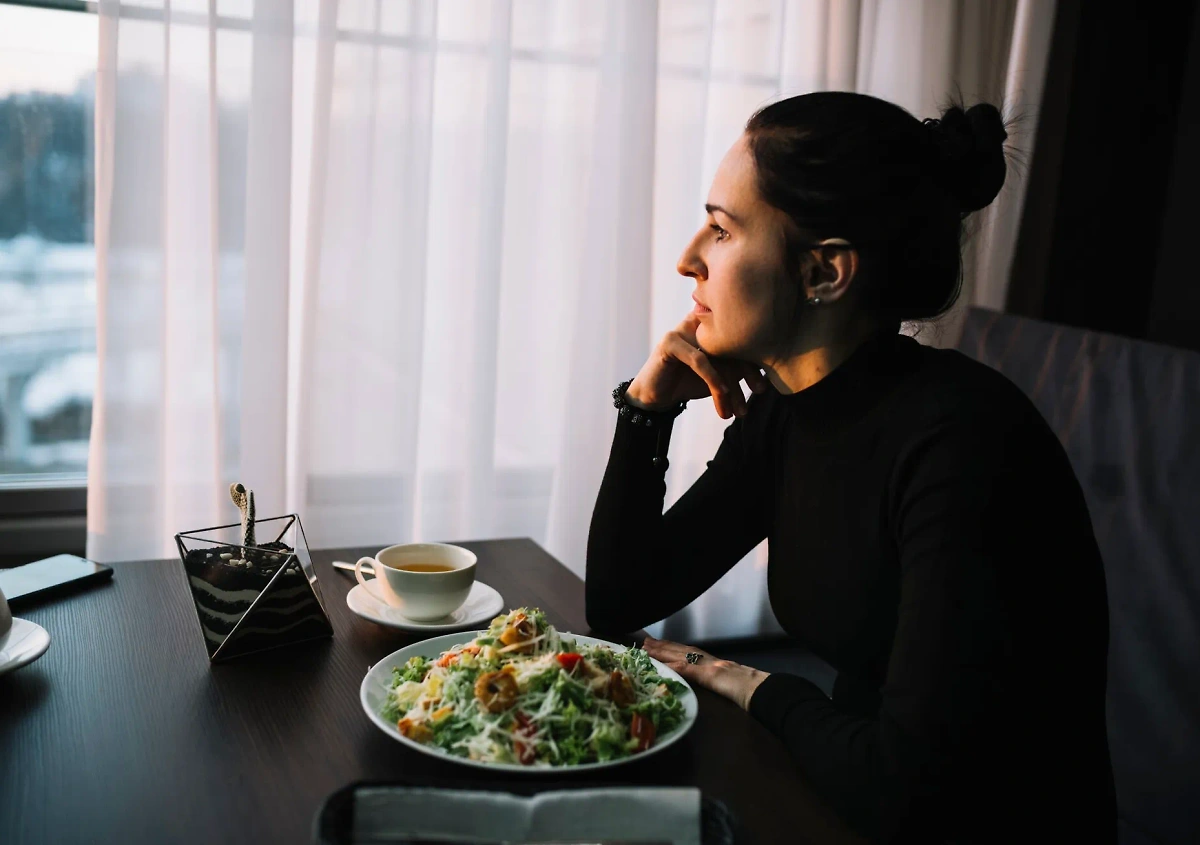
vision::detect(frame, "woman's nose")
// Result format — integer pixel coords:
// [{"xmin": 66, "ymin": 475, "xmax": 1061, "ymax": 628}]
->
[{"xmin": 677, "ymin": 236, "xmax": 705, "ymax": 281}]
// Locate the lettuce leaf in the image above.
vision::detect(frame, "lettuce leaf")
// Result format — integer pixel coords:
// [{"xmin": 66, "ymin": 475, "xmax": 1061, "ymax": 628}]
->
[{"xmin": 395, "ymin": 655, "xmax": 432, "ymax": 684}]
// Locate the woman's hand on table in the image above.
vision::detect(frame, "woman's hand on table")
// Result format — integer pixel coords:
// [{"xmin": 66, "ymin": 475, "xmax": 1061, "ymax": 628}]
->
[{"xmin": 641, "ymin": 636, "xmax": 770, "ymax": 712}]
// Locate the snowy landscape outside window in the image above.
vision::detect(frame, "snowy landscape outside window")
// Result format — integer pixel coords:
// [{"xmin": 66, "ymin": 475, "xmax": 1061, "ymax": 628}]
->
[{"xmin": 0, "ymin": 2, "xmax": 97, "ymax": 484}]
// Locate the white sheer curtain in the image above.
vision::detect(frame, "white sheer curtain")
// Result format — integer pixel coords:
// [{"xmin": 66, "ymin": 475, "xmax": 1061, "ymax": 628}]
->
[{"xmin": 88, "ymin": 0, "xmax": 1053, "ymax": 640}]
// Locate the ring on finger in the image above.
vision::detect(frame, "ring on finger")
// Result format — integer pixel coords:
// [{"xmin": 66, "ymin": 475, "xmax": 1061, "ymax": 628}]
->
[{"xmin": 685, "ymin": 652, "xmax": 703, "ymax": 665}]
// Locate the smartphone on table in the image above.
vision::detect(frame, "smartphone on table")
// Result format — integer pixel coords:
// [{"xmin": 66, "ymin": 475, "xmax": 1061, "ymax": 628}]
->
[{"xmin": 0, "ymin": 554, "xmax": 114, "ymax": 608}]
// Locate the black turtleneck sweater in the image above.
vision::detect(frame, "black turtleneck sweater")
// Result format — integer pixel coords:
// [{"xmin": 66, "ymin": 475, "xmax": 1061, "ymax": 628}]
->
[{"xmin": 586, "ymin": 329, "xmax": 1116, "ymax": 843}]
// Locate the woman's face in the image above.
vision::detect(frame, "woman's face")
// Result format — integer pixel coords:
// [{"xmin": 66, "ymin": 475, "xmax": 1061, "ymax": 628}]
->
[{"xmin": 677, "ymin": 133, "xmax": 798, "ymax": 360}]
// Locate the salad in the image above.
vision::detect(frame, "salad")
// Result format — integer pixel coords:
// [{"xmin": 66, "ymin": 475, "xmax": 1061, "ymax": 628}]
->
[{"xmin": 379, "ymin": 607, "xmax": 690, "ymax": 766}]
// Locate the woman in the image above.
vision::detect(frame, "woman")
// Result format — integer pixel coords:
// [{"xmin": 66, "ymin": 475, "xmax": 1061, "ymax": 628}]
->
[{"xmin": 586, "ymin": 92, "xmax": 1116, "ymax": 844}]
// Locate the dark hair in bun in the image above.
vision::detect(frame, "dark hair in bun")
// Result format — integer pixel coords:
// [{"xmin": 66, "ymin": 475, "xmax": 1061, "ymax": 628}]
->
[
  {"xmin": 745, "ymin": 92, "xmax": 1011, "ymax": 322},
  {"xmin": 924, "ymin": 103, "xmax": 1009, "ymax": 213}
]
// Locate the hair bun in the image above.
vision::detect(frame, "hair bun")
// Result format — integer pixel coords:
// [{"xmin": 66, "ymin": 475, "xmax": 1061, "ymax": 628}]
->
[{"xmin": 924, "ymin": 102, "xmax": 1008, "ymax": 213}]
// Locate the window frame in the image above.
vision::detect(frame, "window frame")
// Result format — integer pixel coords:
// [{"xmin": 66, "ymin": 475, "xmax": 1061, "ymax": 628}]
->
[
  {"xmin": 2, "ymin": 1, "xmax": 89, "ymax": 13},
  {"xmin": 0, "ymin": 479, "xmax": 87, "ymax": 566}
]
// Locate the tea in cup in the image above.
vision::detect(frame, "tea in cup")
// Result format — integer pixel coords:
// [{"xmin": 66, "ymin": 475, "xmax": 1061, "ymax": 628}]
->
[{"xmin": 355, "ymin": 543, "xmax": 477, "ymax": 622}]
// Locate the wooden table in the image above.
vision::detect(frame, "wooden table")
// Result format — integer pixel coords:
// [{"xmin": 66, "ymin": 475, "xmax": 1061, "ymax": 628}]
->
[{"xmin": 0, "ymin": 539, "xmax": 863, "ymax": 845}]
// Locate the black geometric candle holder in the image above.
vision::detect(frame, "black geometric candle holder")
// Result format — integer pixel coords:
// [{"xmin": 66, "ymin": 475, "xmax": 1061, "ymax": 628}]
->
[{"xmin": 175, "ymin": 514, "xmax": 333, "ymax": 662}]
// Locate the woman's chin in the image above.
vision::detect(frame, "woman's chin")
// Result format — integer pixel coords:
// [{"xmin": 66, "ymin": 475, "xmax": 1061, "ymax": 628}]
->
[{"xmin": 696, "ymin": 324, "xmax": 734, "ymax": 358}]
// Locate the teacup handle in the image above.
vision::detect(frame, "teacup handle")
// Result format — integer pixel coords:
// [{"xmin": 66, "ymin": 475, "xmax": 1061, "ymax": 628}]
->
[{"xmin": 354, "ymin": 557, "xmax": 377, "ymax": 590}]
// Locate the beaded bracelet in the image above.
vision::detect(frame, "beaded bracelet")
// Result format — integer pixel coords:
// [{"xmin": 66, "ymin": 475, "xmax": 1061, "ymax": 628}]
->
[{"xmin": 612, "ymin": 379, "xmax": 687, "ymax": 427}]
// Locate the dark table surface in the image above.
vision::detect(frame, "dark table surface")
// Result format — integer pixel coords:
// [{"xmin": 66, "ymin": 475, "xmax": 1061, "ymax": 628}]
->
[{"xmin": 1, "ymin": 538, "xmax": 863, "ymax": 845}]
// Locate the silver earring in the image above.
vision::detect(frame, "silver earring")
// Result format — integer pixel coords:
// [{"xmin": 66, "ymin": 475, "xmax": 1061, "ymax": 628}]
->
[{"xmin": 806, "ymin": 296, "xmax": 822, "ymax": 306}]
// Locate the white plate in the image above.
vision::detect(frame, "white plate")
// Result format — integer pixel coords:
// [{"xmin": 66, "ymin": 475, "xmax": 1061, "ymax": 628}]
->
[
  {"xmin": 360, "ymin": 631, "xmax": 698, "ymax": 773},
  {"xmin": 347, "ymin": 580, "xmax": 506, "ymax": 633},
  {"xmin": 0, "ymin": 617, "xmax": 51, "ymax": 676}
]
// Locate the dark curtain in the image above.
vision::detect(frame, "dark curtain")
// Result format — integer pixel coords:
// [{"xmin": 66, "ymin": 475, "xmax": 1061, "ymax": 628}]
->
[{"xmin": 1007, "ymin": 0, "xmax": 1200, "ymax": 351}]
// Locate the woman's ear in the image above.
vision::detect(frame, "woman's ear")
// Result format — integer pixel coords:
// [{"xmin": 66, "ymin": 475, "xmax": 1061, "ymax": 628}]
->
[{"xmin": 805, "ymin": 242, "xmax": 859, "ymax": 303}]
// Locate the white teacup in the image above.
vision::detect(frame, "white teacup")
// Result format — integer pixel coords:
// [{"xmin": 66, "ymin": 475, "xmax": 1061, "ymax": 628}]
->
[{"xmin": 355, "ymin": 543, "xmax": 477, "ymax": 622}]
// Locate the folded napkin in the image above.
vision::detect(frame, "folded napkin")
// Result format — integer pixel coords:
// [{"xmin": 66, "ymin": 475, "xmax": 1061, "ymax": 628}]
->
[{"xmin": 350, "ymin": 786, "xmax": 702, "ymax": 844}]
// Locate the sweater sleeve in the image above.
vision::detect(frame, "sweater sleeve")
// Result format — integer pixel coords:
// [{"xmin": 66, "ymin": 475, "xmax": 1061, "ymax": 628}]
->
[
  {"xmin": 748, "ymin": 413, "xmax": 1024, "ymax": 841},
  {"xmin": 585, "ymin": 393, "xmax": 771, "ymax": 635}
]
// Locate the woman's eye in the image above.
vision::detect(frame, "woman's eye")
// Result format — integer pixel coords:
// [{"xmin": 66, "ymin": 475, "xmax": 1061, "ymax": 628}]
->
[{"xmin": 710, "ymin": 224, "xmax": 729, "ymax": 242}]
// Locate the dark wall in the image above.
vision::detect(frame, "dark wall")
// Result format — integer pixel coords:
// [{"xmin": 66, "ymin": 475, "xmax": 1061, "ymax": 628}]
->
[
  {"xmin": 1147, "ymin": 5, "xmax": 1200, "ymax": 349},
  {"xmin": 1007, "ymin": 0, "xmax": 1200, "ymax": 351}
]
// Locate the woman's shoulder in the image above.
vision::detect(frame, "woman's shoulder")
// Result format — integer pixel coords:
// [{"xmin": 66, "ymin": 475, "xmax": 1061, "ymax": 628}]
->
[
  {"xmin": 890, "ymin": 339, "xmax": 1066, "ymax": 465},
  {"xmin": 903, "ymin": 337, "xmax": 1047, "ymax": 428}
]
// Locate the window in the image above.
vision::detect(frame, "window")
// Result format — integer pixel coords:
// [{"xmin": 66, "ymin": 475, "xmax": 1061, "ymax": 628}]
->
[
  {"xmin": 0, "ymin": 1, "xmax": 95, "ymax": 564},
  {"xmin": 0, "ymin": 0, "xmax": 779, "ymax": 564},
  {"xmin": 0, "ymin": 1, "xmax": 97, "ymax": 487}
]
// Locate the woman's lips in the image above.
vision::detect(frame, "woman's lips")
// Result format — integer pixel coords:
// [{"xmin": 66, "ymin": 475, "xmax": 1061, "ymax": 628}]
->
[{"xmin": 692, "ymin": 297, "xmax": 711, "ymax": 315}]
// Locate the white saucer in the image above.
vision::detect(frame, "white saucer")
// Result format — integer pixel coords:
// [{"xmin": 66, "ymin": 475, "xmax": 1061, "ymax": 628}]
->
[
  {"xmin": 0, "ymin": 617, "xmax": 51, "ymax": 675},
  {"xmin": 346, "ymin": 580, "xmax": 505, "ymax": 633}
]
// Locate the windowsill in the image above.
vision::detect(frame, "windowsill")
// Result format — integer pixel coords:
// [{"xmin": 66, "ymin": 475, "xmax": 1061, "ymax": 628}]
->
[
  {"xmin": 0, "ymin": 478, "xmax": 87, "ymax": 567},
  {"xmin": 0, "ymin": 472, "xmax": 86, "ymax": 492}
]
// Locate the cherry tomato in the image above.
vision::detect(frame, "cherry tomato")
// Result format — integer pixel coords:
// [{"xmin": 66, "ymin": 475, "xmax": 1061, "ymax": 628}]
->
[
  {"xmin": 630, "ymin": 712, "xmax": 655, "ymax": 752},
  {"xmin": 512, "ymin": 711, "xmax": 538, "ymax": 764},
  {"xmin": 556, "ymin": 653, "xmax": 583, "ymax": 674}
]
